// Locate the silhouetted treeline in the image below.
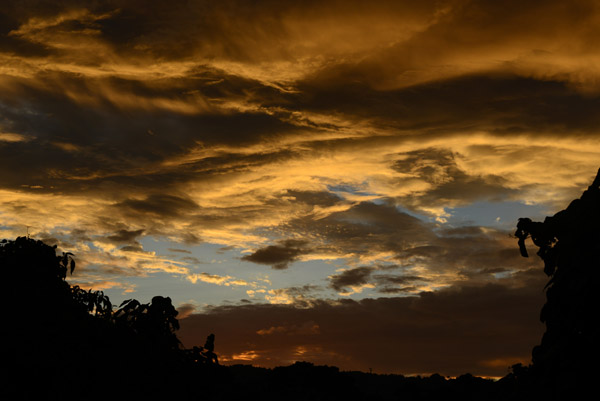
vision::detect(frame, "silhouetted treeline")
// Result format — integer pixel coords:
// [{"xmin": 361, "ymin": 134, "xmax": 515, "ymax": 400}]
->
[
  {"xmin": 0, "ymin": 237, "xmax": 517, "ymax": 401},
  {"xmin": 0, "ymin": 238, "xmax": 541, "ymax": 401},
  {"xmin": 3, "ymin": 168, "xmax": 600, "ymax": 400},
  {"xmin": 0, "ymin": 237, "xmax": 223, "ymax": 400},
  {"xmin": 222, "ymin": 362, "xmax": 526, "ymax": 401}
]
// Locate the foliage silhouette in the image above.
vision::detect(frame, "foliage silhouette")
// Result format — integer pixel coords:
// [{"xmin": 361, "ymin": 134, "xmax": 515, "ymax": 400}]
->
[
  {"xmin": 0, "ymin": 236, "xmax": 221, "ymax": 400},
  {"xmin": 514, "ymin": 167, "xmax": 600, "ymax": 398},
  {"xmin": 5, "ymin": 165, "xmax": 600, "ymax": 401},
  {"xmin": 0, "ymin": 236, "xmax": 515, "ymax": 400}
]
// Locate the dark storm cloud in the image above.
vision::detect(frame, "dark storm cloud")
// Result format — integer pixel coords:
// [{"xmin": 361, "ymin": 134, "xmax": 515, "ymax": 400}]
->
[
  {"xmin": 11, "ymin": 0, "xmax": 439, "ymax": 63},
  {"xmin": 0, "ymin": 69, "xmax": 305, "ymax": 193},
  {"xmin": 291, "ymin": 0, "xmax": 600, "ymax": 92},
  {"xmin": 69, "ymin": 228, "xmax": 91, "ymax": 242},
  {"xmin": 325, "ymin": 228, "xmax": 524, "ymax": 293},
  {"xmin": 178, "ymin": 280, "xmax": 547, "ymax": 376},
  {"xmin": 181, "ymin": 233, "xmax": 202, "ymax": 245},
  {"xmin": 372, "ymin": 274, "xmax": 427, "ymax": 294},
  {"xmin": 2, "ymin": 0, "xmax": 599, "ymax": 211},
  {"xmin": 84, "ymin": 0, "xmax": 293, "ymax": 61},
  {"xmin": 294, "ymin": 73, "xmax": 600, "ymax": 137},
  {"xmin": 387, "ymin": 225, "xmax": 540, "ymax": 287},
  {"xmin": 377, "ymin": 286, "xmax": 419, "ymax": 294},
  {"xmin": 283, "ymin": 201, "xmax": 436, "ymax": 261},
  {"xmin": 242, "ymin": 239, "xmax": 311, "ymax": 270},
  {"xmin": 281, "ymin": 200, "xmax": 537, "ymax": 289},
  {"xmin": 106, "ymin": 229, "xmax": 144, "ymax": 244},
  {"xmin": 218, "ymin": 200, "xmax": 438, "ymax": 270},
  {"xmin": 176, "ymin": 303, "xmax": 198, "ymax": 320},
  {"xmin": 283, "ymin": 190, "xmax": 342, "ymax": 207},
  {"xmin": 119, "ymin": 244, "xmax": 145, "ymax": 253},
  {"xmin": 329, "ymin": 266, "xmax": 374, "ymax": 292},
  {"xmin": 373, "ymin": 274, "xmax": 425, "ymax": 285},
  {"xmin": 403, "ymin": 229, "xmax": 538, "ymax": 276},
  {"xmin": 230, "ymin": 198, "xmax": 538, "ymax": 294},
  {"xmin": 115, "ymin": 194, "xmax": 199, "ymax": 218},
  {"xmin": 0, "ymin": 12, "xmax": 52, "ymax": 57},
  {"xmin": 392, "ymin": 148, "xmax": 515, "ymax": 207},
  {"xmin": 313, "ymin": 202, "xmax": 435, "ymax": 241}
]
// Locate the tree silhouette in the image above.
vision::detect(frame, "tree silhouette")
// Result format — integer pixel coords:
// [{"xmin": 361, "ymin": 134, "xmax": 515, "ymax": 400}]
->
[
  {"xmin": 0, "ymin": 236, "xmax": 220, "ymax": 400},
  {"xmin": 113, "ymin": 296, "xmax": 181, "ymax": 351},
  {"xmin": 515, "ymin": 168, "xmax": 600, "ymax": 397},
  {"xmin": 8, "ymin": 169, "xmax": 600, "ymax": 401}
]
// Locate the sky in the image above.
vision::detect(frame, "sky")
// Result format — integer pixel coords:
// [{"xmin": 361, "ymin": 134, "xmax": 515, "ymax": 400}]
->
[{"xmin": 1, "ymin": 0, "xmax": 600, "ymax": 377}]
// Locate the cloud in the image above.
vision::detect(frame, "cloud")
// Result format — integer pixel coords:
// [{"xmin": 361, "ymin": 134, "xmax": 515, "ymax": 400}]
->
[
  {"xmin": 397, "ymin": 226, "xmax": 540, "ymax": 278},
  {"xmin": 291, "ymin": 0, "xmax": 600, "ymax": 93},
  {"xmin": 372, "ymin": 274, "xmax": 428, "ymax": 295},
  {"xmin": 322, "ymin": 221, "xmax": 535, "ymax": 294},
  {"xmin": 263, "ymin": 285, "xmax": 321, "ymax": 306},
  {"xmin": 0, "ymin": 1, "xmax": 599, "ymax": 363},
  {"xmin": 115, "ymin": 194, "xmax": 199, "ymax": 218},
  {"xmin": 391, "ymin": 148, "xmax": 516, "ymax": 210},
  {"xmin": 329, "ymin": 267, "xmax": 374, "ymax": 293},
  {"xmin": 187, "ymin": 272, "xmax": 232, "ymax": 285},
  {"xmin": 256, "ymin": 321, "xmax": 320, "ymax": 336},
  {"xmin": 168, "ymin": 248, "xmax": 192, "ymax": 254},
  {"xmin": 276, "ymin": 201, "xmax": 440, "ymax": 269},
  {"xmin": 242, "ymin": 239, "xmax": 311, "ymax": 269},
  {"xmin": 0, "ymin": 132, "xmax": 29, "ymax": 142},
  {"xmin": 176, "ymin": 302, "xmax": 198, "ymax": 320},
  {"xmin": 106, "ymin": 229, "xmax": 144, "ymax": 244},
  {"xmin": 119, "ymin": 244, "xmax": 146, "ymax": 253},
  {"xmin": 178, "ymin": 280, "xmax": 547, "ymax": 376},
  {"xmin": 67, "ymin": 278, "xmax": 136, "ymax": 295},
  {"xmin": 283, "ymin": 190, "xmax": 343, "ymax": 207},
  {"xmin": 186, "ymin": 272, "xmax": 250, "ymax": 288}
]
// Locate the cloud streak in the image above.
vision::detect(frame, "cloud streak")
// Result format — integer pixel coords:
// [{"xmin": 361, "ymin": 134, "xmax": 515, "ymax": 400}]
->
[{"xmin": 1, "ymin": 0, "xmax": 599, "ymax": 375}]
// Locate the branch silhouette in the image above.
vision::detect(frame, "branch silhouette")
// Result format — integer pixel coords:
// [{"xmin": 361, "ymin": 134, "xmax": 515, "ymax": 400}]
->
[
  {"xmin": 4, "ymin": 165, "xmax": 600, "ymax": 401},
  {"xmin": 0, "ymin": 236, "xmax": 221, "ymax": 400},
  {"xmin": 514, "ymin": 167, "xmax": 600, "ymax": 398}
]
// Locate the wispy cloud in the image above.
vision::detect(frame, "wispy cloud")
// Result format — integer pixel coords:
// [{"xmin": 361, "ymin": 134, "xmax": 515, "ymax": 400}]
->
[{"xmin": 1, "ymin": 0, "xmax": 599, "ymax": 375}]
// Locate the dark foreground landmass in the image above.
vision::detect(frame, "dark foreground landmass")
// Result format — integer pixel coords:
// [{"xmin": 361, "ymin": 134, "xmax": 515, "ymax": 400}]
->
[{"xmin": 2, "ymin": 169, "xmax": 599, "ymax": 400}]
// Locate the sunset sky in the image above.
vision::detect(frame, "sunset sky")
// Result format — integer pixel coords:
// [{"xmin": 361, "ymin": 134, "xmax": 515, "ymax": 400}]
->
[{"xmin": 2, "ymin": 0, "xmax": 600, "ymax": 377}]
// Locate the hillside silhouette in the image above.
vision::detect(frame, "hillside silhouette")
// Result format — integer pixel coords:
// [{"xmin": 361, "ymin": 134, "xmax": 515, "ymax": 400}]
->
[{"xmin": 2, "ymin": 168, "xmax": 600, "ymax": 400}]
